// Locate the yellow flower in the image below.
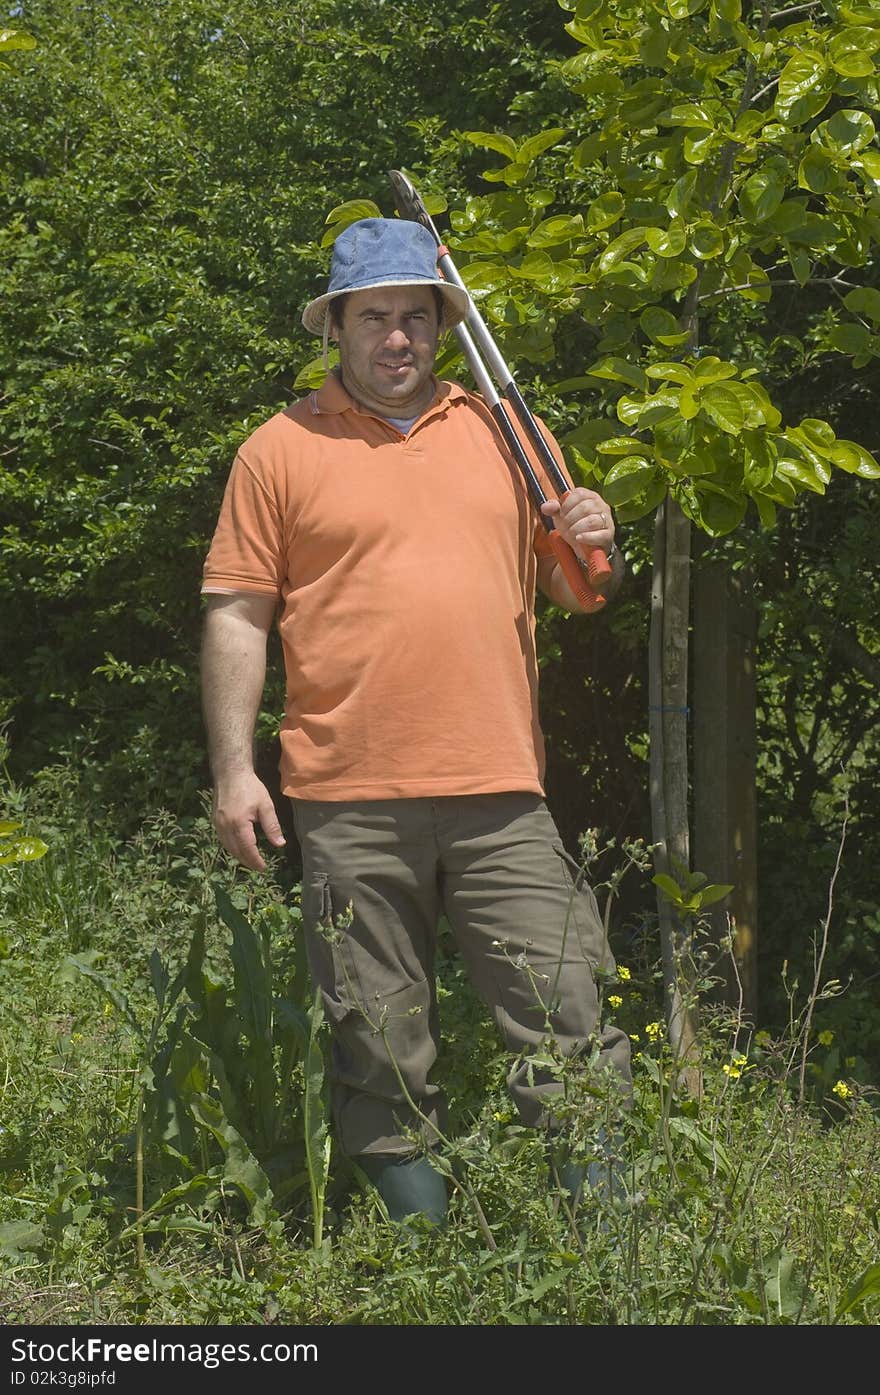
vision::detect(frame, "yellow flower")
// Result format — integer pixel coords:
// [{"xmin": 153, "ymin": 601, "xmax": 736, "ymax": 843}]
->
[
  {"xmin": 608, "ymin": 994, "xmax": 623, "ymax": 1009},
  {"xmin": 818, "ymin": 1030, "xmax": 834, "ymax": 1047},
  {"xmin": 832, "ymin": 1080, "xmax": 852, "ymax": 1101},
  {"xmin": 103, "ymin": 1002, "xmax": 115, "ymax": 1016},
  {"xmin": 71, "ymin": 1032, "xmax": 84, "ymax": 1044},
  {"xmin": 629, "ymin": 1032, "xmax": 640, "ymax": 1043},
  {"xmin": 617, "ymin": 966, "xmax": 631, "ymax": 981},
  {"xmin": 645, "ymin": 1021, "xmax": 664, "ymax": 1042},
  {"xmin": 722, "ymin": 1052, "xmax": 750, "ymax": 1080}
]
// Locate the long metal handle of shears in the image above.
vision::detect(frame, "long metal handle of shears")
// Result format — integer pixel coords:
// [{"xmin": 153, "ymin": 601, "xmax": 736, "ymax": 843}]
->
[{"xmin": 388, "ymin": 169, "xmax": 611, "ymax": 611}]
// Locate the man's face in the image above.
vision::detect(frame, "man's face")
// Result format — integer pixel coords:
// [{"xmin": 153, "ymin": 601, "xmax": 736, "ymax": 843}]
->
[{"xmin": 331, "ymin": 285, "xmax": 441, "ymax": 418}]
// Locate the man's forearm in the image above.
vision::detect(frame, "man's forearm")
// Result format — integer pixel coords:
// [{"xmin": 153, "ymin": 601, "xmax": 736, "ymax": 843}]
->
[{"xmin": 201, "ymin": 600, "xmax": 271, "ymax": 780}]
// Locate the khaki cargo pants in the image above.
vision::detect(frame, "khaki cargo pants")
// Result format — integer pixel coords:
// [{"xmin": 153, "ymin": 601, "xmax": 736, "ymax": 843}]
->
[{"xmin": 292, "ymin": 793, "xmax": 632, "ymax": 1159}]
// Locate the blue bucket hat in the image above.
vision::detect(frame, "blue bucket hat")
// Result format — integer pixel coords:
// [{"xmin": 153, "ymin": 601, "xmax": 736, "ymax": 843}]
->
[{"xmin": 301, "ymin": 217, "xmax": 470, "ymax": 336}]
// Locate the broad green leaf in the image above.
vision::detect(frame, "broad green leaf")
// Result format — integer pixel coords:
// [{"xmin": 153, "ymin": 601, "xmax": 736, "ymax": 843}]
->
[
  {"xmin": 795, "ymin": 418, "xmax": 836, "ymax": 455},
  {"xmin": 640, "ymin": 306, "xmax": 686, "ymax": 344},
  {"xmin": 693, "ymin": 484, "xmax": 748, "ymax": 535},
  {"xmin": 0, "ymin": 820, "xmax": 22, "ymax": 836},
  {"xmin": 690, "ymin": 219, "xmax": 725, "ymax": 259},
  {"xmin": 667, "ymin": 0, "xmax": 708, "ymax": 15},
  {"xmin": 653, "ymin": 872, "xmax": 686, "ymax": 902},
  {"xmin": 666, "ymin": 171, "xmax": 699, "ymax": 219},
  {"xmin": 321, "ymin": 199, "xmax": 382, "ymax": 245},
  {"xmin": 586, "ymin": 191, "xmax": 626, "ymax": 231},
  {"xmin": 777, "ymin": 459, "xmax": 827, "ymax": 493},
  {"xmin": 658, "ymin": 103, "xmax": 715, "ymax": 129},
  {"xmin": 598, "ymin": 228, "xmax": 649, "ymax": 271},
  {"xmin": 828, "ymin": 322, "xmax": 872, "ymax": 355},
  {"xmin": 798, "ymin": 147, "xmax": 843, "ymax": 194},
  {"xmin": 463, "ymin": 130, "xmax": 518, "ymax": 160},
  {"xmin": 712, "ymin": 0, "xmax": 741, "ymax": 18},
  {"xmin": 684, "ymin": 130, "xmax": 717, "ymax": 165},
  {"xmin": 0, "ymin": 1221, "xmax": 44, "ymax": 1256},
  {"xmin": 853, "ymin": 150, "xmax": 880, "ymax": 184},
  {"xmin": 836, "ymin": 1262, "xmax": 880, "ymax": 1318},
  {"xmin": 701, "ymin": 385, "xmax": 745, "ymax": 434},
  {"xmin": 777, "ymin": 50, "xmax": 828, "ymax": 106},
  {"xmin": 842, "ymin": 285, "xmax": 880, "ymax": 323},
  {"xmin": 0, "ymin": 836, "xmax": 48, "ymax": 864},
  {"xmin": 517, "ymin": 128, "xmax": 567, "ymax": 164},
  {"xmin": 0, "ymin": 30, "xmax": 36, "ymax": 52},
  {"xmin": 460, "ymin": 262, "xmax": 508, "ymax": 296},
  {"xmin": 644, "ymin": 361, "xmax": 695, "ymax": 386},
  {"xmin": 739, "ymin": 160, "xmax": 788, "ymax": 223},
  {"xmin": 616, "ymin": 473, "xmax": 669, "ymax": 522},
  {"xmin": 645, "ymin": 218, "xmax": 686, "ymax": 257},
  {"xmin": 692, "ymin": 357, "xmax": 737, "ymax": 383},
  {"xmin": 668, "ymin": 1116, "xmax": 733, "ymax": 1175},
  {"xmin": 595, "ymin": 435, "xmax": 648, "ymax": 456},
  {"xmin": 603, "ymin": 455, "xmax": 658, "ymax": 503},
  {"xmin": 586, "ymin": 356, "xmax": 647, "ymax": 390},
  {"xmin": 813, "ymin": 109, "xmax": 875, "ymax": 153},
  {"xmin": 482, "ymin": 161, "xmax": 531, "ymax": 186},
  {"xmin": 527, "ymin": 214, "xmax": 585, "ymax": 248},
  {"xmin": 830, "ymin": 440, "xmax": 880, "ymax": 477}
]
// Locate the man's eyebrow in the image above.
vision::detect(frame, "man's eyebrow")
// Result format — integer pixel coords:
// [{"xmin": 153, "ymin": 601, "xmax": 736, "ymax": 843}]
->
[{"xmin": 355, "ymin": 301, "xmax": 432, "ymax": 318}]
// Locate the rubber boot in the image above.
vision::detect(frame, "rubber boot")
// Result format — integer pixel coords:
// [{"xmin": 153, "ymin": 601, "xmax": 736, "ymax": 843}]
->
[
  {"xmin": 358, "ymin": 1153, "xmax": 448, "ymax": 1228},
  {"xmin": 551, "ymin": 1128, "xmax": 627, "ymax": 1224}
]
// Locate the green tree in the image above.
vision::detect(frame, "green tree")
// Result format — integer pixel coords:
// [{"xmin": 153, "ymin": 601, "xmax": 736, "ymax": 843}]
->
[{"xmin": 436, "ymin": 0, "xmax": 880, "ymax": 1078}]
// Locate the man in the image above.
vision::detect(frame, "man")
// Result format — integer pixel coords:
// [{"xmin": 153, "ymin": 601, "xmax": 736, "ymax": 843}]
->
[{"xmin": 200, "ymin": 217, "xmax": 631, "ymax": 1228}]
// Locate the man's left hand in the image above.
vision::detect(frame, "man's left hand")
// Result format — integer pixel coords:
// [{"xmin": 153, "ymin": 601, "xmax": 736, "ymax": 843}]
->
[{"xmin": 540, "ymin": 488, "xmax": 615, "ymax": 563}]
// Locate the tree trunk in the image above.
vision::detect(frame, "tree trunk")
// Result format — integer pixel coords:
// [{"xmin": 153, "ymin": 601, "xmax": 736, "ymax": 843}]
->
[
  {"xmin": 649, "ymin": 494, "xmax": 702, "ymax": 1097},
  {"xmin": 693, "ymin": 540, "xmax": 758, "ymax": 1020}
]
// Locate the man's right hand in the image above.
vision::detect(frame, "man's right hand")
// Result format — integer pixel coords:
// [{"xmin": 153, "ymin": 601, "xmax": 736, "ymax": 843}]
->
[{"xmin": 212, "ymin": 771, "xmax": 287, "ymax": 872}]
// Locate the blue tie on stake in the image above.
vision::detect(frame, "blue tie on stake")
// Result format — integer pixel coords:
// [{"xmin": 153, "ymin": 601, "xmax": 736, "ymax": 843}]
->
[{"xmin": 388, "ymin": 168, "xmax": 611, "ymax": 613}]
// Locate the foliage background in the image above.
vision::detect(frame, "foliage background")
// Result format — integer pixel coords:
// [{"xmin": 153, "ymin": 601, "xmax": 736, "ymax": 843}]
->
[{"xmin": 1, "ymin": 0, "xmax": 878, "ymax": 1057}]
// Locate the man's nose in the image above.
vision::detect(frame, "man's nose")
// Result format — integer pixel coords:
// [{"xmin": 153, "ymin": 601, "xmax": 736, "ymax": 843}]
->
[{"xmin": 384, "ymin": 324, "xmax": 412, "ymax": 348}]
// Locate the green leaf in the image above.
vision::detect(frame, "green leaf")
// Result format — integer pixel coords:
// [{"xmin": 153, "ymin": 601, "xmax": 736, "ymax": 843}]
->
[
  {"xmin": 843, "ymin": 287, "xmax": 880, "ymax": 324},
  {"xmin": 830, "ymin": 439, "xmax": 880, "ymax": 477},
  {"xmin": 828, "ymin": 322, "xmax": 872, "ymax": 355},
  {"xmin": 644, "ymin": 361, "xmax": 695, "ymax": 386},
  {"xmin": 700, "ymin": 384, "xmax": 745, "ymax": 434},
  {"xmin": 798, "ymin": 147, "xmax": 842, "ymax": 195},
  {"xmin": 587, "ymin": 191, "xmax": 626, "ymax": 231},
  {"xmin": 690, "ymin": 219, "xmax": 725, "ymax": 260},
  {"xmin": 692, "ymin": 484, "xmax": 748, "ymax": 535},
  {"xmin": 0, "ymin": 1221, "xmax": 45, "ymax": 1257},
  {"xmin": 595, "ymin": 435, "xmax": 647, "ymax": 455},
  {"xmin": 668, "ymin": 1117, "xmax": 732, "ymax": 1175},
  {"xmin": 777, "ymin": 459, "xmax": 827, "ymax": 494},
  {"xmin": 603, "ymin": 455, "xmax": 658, "ymax": 503},
  {"xmin": 658, "ymin": 102, "xmax": 715, "ymax": 129},
  {"xmin": 463, "ymin": 130, "xmax": 518, "ymax": 160},
  {"xmin": 653, "ymin": 873, "xmax": 686, "ymax": 903},
  {"xmin": 640, "ymin": 306, "xmax": 687, "ymax": 345},
  {"xmin": 586, "ymin": 356, "xmax": 647, "ymax": 390},
  {"xmin": 739, "ymin": 161, "xmax": 788, "ymax": 223},
  {"xmin": 0, "ymin": 30, "xmax": 37, "ymax": 52},
  {"xmin": 777, "ymin": 50, "xmax": 828, "ymax": 106},
  {"xmin": 836, "ymin": 1262, "xmax": 880, "ymax": 1318},
  {"xmin": 645, "ymin": 218, "xmax": 686, "ymax": 257},
  {"xmin": 598, "ymin": 228, "xmax": 650, "ymax": 273},
  {"xmin": 527, "ymin": 214, "xmax": 585, "ymax": 248},
  {"xmin": 517, "ymin": 128, "xmax": 567, "ymax": 164},
  {"xmin": 321, "ymin": 199, "xmax": 382, "ymax": 245},
  {"xmin": 813, "ymin": 109, "xmax": 875, "ymax": 154}
]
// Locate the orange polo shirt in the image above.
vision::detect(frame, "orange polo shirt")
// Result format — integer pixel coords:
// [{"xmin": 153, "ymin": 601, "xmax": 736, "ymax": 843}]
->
[{"xmin": 201, "ymin": 372, "xmax": 564, "ymax": 800}]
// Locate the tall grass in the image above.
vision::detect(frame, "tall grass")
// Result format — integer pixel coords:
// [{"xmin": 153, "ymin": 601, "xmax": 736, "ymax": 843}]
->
[{"xmin": 1, "ymin": 761, "xmax": 878, "ymax": 1325}]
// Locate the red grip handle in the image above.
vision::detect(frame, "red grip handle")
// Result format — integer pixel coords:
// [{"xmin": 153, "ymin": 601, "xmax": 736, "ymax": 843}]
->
[{"xmin": 549, "ymin": 532, "xmax": 606, "ymax": 613}]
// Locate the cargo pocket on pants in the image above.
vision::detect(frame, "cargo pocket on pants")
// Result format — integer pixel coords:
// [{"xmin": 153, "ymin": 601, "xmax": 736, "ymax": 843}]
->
[{"xmin": 551, "ymin": 839, "xmax": 616, "ymax": 977}]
